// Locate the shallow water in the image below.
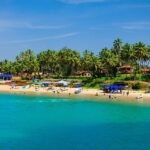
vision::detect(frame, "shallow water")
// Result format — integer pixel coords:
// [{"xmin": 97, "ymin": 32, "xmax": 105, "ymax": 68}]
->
[{"xmin": 0, "ymin": 93, "xmax": 150, "ymax": 150}]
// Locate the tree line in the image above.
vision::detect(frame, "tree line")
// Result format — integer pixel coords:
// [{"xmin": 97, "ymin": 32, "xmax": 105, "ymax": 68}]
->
[{"xmin": 0, "ymin": 39, "xmax": 150, "ymax": 79}]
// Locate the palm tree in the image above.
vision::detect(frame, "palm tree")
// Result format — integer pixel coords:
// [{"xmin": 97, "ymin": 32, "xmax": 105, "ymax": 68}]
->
[
  {"xmin": 133, "ymin": 42, "xmax": 149, "ymax": 70},
  {"xmin": 121, "ymin": 43, "xmax": 134, "ymax": 65},
  {"xmin": 37, "ymin": 51, "xmax": 47, "ymax": 74},
  {"xmin": 57, "ymin": 47, "xmax": 80, "ymax": 76},
  {"xmin": 112, "ymin": 38, "xmax": 123, "ymax": 55},
  {"xmin": 15, "ymin": 49, "xmax": 39, "ymax": 78},
  {"xmin": 99, "ymin": 48, "xmax": 119, "ymax": 77},
  {"xmin": 81, "ymin": 50, "xmax": 93, "ymax": 71},
  {"xmin": 0, "ymin": 60, "xmax": 15, "ymax": 74}
]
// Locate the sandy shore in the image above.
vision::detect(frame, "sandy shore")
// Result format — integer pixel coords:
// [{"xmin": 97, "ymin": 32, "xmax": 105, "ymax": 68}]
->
[{"xmin": 0, "ymin": 85, "xmax": 150, "ymax": 103}]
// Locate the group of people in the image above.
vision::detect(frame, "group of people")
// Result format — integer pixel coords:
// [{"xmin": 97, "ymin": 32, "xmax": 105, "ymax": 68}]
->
[{"xmin": 107, "ymin": 91, "xmax": 130, "ymax": 100}]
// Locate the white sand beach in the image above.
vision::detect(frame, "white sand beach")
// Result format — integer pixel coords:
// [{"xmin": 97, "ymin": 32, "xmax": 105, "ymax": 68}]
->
[{"xmin": 0, "ymin": 85, "xmax": 149, "ymax": 102}]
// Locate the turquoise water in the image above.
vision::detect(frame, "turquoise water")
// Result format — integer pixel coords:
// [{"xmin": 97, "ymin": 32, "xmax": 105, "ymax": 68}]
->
[{"xmin": 0, "ymin": 94, "xmax": 150, "ymax": 150}]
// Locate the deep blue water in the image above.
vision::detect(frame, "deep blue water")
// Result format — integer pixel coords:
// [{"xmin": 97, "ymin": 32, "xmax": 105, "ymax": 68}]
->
[{"xmin": 0, "ymin": 93, "xmax": 150, "ymax": 150}]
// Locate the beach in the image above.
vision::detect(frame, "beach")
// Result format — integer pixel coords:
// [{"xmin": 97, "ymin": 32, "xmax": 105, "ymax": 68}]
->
[{"xmin": 0, "ymin": 85, "xmax": 149, "ymax": 102}]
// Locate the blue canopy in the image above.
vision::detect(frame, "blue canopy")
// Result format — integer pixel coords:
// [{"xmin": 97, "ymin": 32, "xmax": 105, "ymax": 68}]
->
[
  {"xmin": 75, "ymin": 83, "xmax": 83, "ymax": 88},
  {"xmin": 42, "ymin": 82, "xmax": 50, "ymax": 87},
  {"xmin": 0, "ymin": 74, "xmax": 13, "ymax": 80},
  {"xmin": 103, "ymin": 85, "xmax": 124, "ymax": 91}
]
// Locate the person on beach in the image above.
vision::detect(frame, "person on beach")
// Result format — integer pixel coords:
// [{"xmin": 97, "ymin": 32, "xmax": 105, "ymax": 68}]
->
[
  {"xmin": 113, "ymin": 95, "xmax": 117, "ymax": 99},
  {"xmin": 127, "ymin": 91, "xmax": 129, "ymax": 96},
  {"xmin": 123, "ymin": 92, "xmax": 125, "ymax": 96},
  {"xmin": 57, "ymin": 90, "xmax": 60, "ymax": 94},
  {"xmin": 95, "ymin": 92, "xmax": 98, "ymax": 96},
  {"xmin": 109, "ymin": 94, "xmax": 111, "ymax": 99}
]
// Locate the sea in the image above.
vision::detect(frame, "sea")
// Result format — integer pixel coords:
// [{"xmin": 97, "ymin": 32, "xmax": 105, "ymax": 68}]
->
[{"xmin": 0, "ymin": 93, "xmax": 150, "ymax": 150}]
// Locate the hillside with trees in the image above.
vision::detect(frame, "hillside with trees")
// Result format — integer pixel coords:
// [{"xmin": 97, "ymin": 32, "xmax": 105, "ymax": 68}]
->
[{"xmin": 0, "ymin": 39, "xmax": 150, "ymax": 82}]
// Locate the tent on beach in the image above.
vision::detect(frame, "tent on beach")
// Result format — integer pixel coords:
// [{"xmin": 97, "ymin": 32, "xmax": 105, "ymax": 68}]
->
[
  {"xmin": 0, "ymin": 74, "xmax": 13, "ymax": 80},
  {"xmin": 57, "ymin": 80, "xmax": 70, "ymax": 86},
  {"xmin": 42, "ymin": 81, "xmax": 51, "ymax": 87},
  {"xmin": 101, "ymin": 85, "xmax": 124, "ymax": 93},
  {"xmin": 74, "ymin": 83, "xmax": 83, "ymax": 88}
]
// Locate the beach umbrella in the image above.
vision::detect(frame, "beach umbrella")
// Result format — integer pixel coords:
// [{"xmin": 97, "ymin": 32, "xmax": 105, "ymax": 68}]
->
[
  {"xmin": 42, "ymin": 81, "xmax": 50, "ymax": 87},
  {"xmin": 34, "ymin": 82, "xmax": 43, "ymax": 85},
  {"xmin": 74, "ymin": 83, "xmax": 83, "ymax": 88},
  {"xmin": 57, "ymin": 80, "xmax": 70, "ymax": 86}
]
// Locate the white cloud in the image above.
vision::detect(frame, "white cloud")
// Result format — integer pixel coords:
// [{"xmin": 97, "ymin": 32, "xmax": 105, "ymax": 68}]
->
[
  {"xmin": 26, "ymin": 24, "xmax": 65, "ymax": 30},
  {"xmin": 0, "ymin": 20, "xmax": 65, "ymax": 30},
  {"xmin": 121, "ymin": 22, "xmax": 150, "ymax": 30},
  {"xmin": 4, "ymin": 32, "xmax": 79, "ymax": 44},
  {"xmin": 60, "ymin": 0, "xmax": 105, "ymax": 4}
]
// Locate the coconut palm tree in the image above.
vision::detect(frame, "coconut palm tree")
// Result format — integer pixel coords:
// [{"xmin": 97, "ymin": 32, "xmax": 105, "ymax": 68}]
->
[
  {"xmin": 57, "ymin": 47, "xmax": 80, "ymax": 76},
  {"xmin": 112, "ymin": 38, "xmax": 123, "ymax": 55},
  {"xmin": 133, "ymin": 42, "xmax": 149, "ymax": 70},
  {"xmin": 121, "ymin": 43, "xmax": 134, "ymax": 65},
  {"xmin": 99, "ymin": 48, "xmax": 119, "ymax": 77},
  {"xmin": 0, "ymin": 60, "xmax": 15, "ymax": 74},
  {"xmin": 15, "ymin": 49, "xmax": 39, "ymax": 78}
]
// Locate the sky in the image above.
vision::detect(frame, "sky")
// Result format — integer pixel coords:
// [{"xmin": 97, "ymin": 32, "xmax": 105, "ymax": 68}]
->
[{"xmin": 0, "ymin": 0, "xmax": 150, "ymax": 60}]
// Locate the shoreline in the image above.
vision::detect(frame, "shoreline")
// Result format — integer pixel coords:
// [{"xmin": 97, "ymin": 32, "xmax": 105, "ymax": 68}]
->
[{"xmin": 0, "ymin": 85, "xmax": 150, "ymax": 104}]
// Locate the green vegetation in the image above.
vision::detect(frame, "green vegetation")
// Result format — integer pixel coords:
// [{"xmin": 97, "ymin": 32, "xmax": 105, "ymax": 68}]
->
[
  {"xmin": 82, "ymin": 77, "xmax": 149, "ymax": 90},
  {"xmin": 0, "ymin": 39, "xmax": 150, "ymax": 86}
]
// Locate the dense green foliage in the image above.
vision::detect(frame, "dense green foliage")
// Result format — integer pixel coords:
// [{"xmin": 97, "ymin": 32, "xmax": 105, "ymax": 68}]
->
[{"xmin": 0, "ymin": 39, "xmax": 150, "ymax": 80}]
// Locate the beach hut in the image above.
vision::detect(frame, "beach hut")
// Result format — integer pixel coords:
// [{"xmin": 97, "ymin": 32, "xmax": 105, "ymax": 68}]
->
[
  {"xmin": 119, "ymin": 65, "xmax": 133, "ymax": 74},
  {"xmin": 141, "ymin": 68, "xmax": 150, "ymax": 74},
  {"xmin": 75, "ymin": 71, "xmax": 92, "ymax": 77}
]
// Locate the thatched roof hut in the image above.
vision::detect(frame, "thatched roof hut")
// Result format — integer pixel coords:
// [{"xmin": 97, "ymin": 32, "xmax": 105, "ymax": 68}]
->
[
  {"xmin": 141, "ymin": 68, "xmax": 150, "ymax": 74},
  {"xmin": 75, "ymin": 71, "xmax": 92, "ymax": 77},
  {"xmin": 119, "ymin": 65, "xmax": 133, "ymax": 74}
]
